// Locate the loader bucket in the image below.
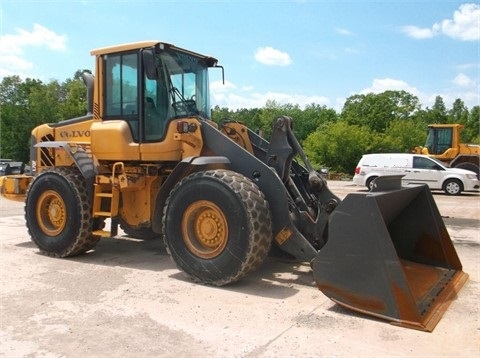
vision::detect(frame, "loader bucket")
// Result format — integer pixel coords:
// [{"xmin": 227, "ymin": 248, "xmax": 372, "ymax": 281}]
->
[{"xmin": 312, "ymin": 178, "xmax": 468, "ymax": 332}]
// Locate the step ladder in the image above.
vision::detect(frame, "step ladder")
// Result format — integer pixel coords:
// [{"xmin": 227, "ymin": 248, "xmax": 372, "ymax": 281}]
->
[{"xmin": 92, "ymin": 162, "xmax": 124, "ymax": 237}]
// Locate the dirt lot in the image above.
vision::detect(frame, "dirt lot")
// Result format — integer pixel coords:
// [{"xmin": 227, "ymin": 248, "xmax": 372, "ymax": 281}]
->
[{"xmin": 1, "ymin": 181, "xmax": 479, "ymax": 357}]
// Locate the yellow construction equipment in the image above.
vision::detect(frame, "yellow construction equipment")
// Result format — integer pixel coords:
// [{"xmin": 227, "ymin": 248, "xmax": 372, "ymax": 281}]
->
[
  {"xmin": 414, "ymin": 123, "xmax": 479, "ymax": 178},
  {"xmin": 0, "ymin": 41, "xmax": 468, "ymax": 331}
]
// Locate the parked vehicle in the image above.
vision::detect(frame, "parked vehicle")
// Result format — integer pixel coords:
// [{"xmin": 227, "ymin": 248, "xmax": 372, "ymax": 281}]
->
[{"xmin": 353, "ymin": 153, "xmax": 479, "ymax": 195}]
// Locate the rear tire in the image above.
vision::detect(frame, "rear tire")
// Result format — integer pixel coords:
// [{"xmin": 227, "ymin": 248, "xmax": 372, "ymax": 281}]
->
[
  {"xmin": 455, "ymin": 162, "xmax": 479, "ymax": 180},
  {"xmin": 162, "ymin": 169, "xmax": 272, "ymax": 286},
  {"xmin": 366, "ymin": 176, "xmax": 378, "ymax": 191},
  {"xmin": 24, "ymin": 167, "xmax": 98, "ymax": 257},
  {"xmin": 443, "ymin": 179, "xmax": 463, "ymax": 195}
]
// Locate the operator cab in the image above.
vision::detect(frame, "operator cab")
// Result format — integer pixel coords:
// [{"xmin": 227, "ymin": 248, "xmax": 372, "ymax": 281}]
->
[
  {"xmin": 424, "ymin": 126, "xmax": 453, "ymax": 155},
  {"xmin": 96, "ymin": 41, "xmax": 218, "ymax": 143}
]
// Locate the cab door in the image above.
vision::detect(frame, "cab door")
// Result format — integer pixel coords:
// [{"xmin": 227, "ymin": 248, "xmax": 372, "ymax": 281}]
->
[{"xmin": 403, "ymin": 156, "xmax": 443, "ymax": 189}]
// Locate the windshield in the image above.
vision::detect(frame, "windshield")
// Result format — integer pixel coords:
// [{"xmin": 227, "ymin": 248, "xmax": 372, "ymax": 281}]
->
[
  {"xmin": 425, "ymin": 127, "xmax": 453, "ymax": 155},
  {"xmin": 425, "ymin": 129, "xmax": 435, "ymax": 153},
  {"xmin": 159, "ymin": 49, "xmax": 211, "ymax": 118}
]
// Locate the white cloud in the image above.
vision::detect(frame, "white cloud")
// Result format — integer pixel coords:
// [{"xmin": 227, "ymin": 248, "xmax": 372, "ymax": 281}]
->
[
  {"xmin": 241, "ymin": 85, "xmax": 254, "ymax": 91},
  {"xmin": 401, "ymin": 3, "xmax": 480, "ymax": 41},
  {"xmin": 210, "ymin": 79, "xmax": 236, "ymax": 92},
  {"xmin": 449, "ymin": 73, "xmax": 479, "ymax": 106},
  {"xmin": 435, "ymin": 3, "xmax": 480, "ymax": 41},
  {"xmin": 0, "ymin": 55, "xmax": 33, "ymax": 71},
  {"xmin": 335, "ymin": 27, "xmax": 353, "ymax": 36},
  {"xmin": 360, "ymin": 78, "xmax": 421, "ymax": 96},
  {"xmin": 0, "ymin": 24, "xmax": 67, "ymax": 78},
  {"xmin": 400, "ymin": 25, "xmax": 436, "ymax": 39},
  {"xmin": 254, "ymin": 47, "xmax": 292, "ymax": 66},
  {"xmin": 360, "ymin": 77, "xmax": 479, "ymax": 109},
  {"xmin": 211, "ymin": 82, "xmax": 329, "ymax": 110},
  {"xmin": 453, "ymin": 73, "xmax": 475, "ymax": 87}
]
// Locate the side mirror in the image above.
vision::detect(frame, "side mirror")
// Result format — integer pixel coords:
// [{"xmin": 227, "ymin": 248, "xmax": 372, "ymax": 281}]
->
[{"xmin": 143, "ymin": 49, "xmax": 158, "ymax": 80}]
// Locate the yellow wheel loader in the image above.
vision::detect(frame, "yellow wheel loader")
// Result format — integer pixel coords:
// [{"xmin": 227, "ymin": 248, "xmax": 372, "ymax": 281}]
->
[{"xmin": 0, "ymin": 41, "xmax": 468, "ymax": 331}]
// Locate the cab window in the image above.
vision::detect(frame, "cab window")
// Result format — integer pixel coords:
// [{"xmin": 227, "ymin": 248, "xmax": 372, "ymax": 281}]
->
[
  {"xmin": 104, "ymin": 52, "xmax": 139, "ymax": 140},
  {"xmin": 435, "ymin": 128, "xmax": 453, "ymax": 154},
  {"xmin": 171, "ymin": 72, "xmax": 196, "ymax": 100}
]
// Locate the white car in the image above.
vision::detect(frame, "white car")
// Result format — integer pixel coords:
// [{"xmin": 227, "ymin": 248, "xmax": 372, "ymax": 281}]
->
[{"xmin": 353, "ymin": 153, "xmax": 480, "ymax": 195}]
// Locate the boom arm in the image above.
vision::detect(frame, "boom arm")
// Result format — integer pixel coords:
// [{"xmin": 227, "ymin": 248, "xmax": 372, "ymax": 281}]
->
[{"xmin": 203, "ymin": 117, "xmax": 340, "ymax": 260}]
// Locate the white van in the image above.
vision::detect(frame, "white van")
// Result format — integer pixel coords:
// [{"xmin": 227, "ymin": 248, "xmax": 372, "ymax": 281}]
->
[{"xmin": 353, "ymin": 153, "xmax": 479, "ymax": 195}]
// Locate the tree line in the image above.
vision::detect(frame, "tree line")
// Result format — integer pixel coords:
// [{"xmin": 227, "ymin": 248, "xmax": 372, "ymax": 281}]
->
[{"xmin": 1, "ymin": 72, "xmax": 479, "ymax": 174}]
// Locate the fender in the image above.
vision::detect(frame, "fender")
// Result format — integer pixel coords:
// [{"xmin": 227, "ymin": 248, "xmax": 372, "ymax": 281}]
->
[
  {"xmin": 151, "ymin": 156, "xmax": 231, "ymax": 234},
  {"xmin": 35, "ymin": 141, "xmax": 95, "ymax": 198}
]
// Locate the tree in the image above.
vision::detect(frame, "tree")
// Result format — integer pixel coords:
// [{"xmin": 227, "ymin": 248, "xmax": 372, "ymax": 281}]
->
[
  {"xmin": 0, "ymin": 72, "xmax": 88, "ymax": 162},
  {"xmin": 449, "ymin": 98, "xmax": 469, "ymax": 124},
  {"xmin": 429, "ymin": 95, "xmax": 448, "ymax": 123},
  {"xmin": 0, "ymin": 76, "xmax": 51, "ymax": 162},
  {"xmin": 303, "ymin": 122, "xmax": 382, "ymax": 173},
  {"xmin": 292, "ymin": 104, "xmax": 338, "ymax": 143},
  {"xmin": 384, "ymin": 119, "xmax": 426, "ymax": 153},
  {"xmin": 341, "ymin": 91, "xmax": 420, "ymax": 133},
  {"xmin": 1, "ymin": 76, "xmax": 29, "ymax": 161},
  {"xmin": 211, "ymin": 105, "xmax": 233, "ymax": 123},
  {"xmin": 464, "ymin": 106, "xmax": 480, "ymax": 144},
  {"xmin": 60, "ymin": 77, "xmax": 88, "ymax": 119},
  {"xmin": 447, "ymin": 98, "xmax": 478, "ymax": 143}
]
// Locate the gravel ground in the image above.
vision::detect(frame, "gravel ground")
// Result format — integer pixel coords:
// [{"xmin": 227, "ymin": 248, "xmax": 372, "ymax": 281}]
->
[{"xmin": 0, "ymin": 180, "xmax": 478, "ymax": 358}]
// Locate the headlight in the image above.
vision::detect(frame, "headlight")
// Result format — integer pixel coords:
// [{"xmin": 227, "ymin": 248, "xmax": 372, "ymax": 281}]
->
[{"xmin": 466, "ymin": 174, "xmax": 477, "ymax": 179}]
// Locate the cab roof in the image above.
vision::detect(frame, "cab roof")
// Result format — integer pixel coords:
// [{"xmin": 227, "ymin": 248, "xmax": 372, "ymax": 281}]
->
[{"xmin": 90, "ymin": 41, "xmax": 218, "ymax": 65}]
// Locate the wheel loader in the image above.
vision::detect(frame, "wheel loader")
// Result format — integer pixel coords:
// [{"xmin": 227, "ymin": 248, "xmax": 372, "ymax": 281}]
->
[{"xmin": 0, "ymin": 41, "xmax": 468, "ymax": 331}]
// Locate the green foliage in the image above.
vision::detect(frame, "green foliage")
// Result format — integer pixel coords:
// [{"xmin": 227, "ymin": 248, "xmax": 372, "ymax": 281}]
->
[
  {"xmin": 0, "ymin": 72, "xmax": 88, "ymax": 162},
  {"xmin": 60, "ymin": 78, "xmax": 88, "ymax": 119},
  {"xmin": 444, "ymin": 99, "xmax": 479, "ymax": 144},
  {"xmin": 212, "ymin": 101, "xmax": 338, "ymax": 142},
  {"xmin": 0, "ymin": 76, "xmax": 52, "ymax": 162},
  {"xmin": 420, "ymin": 95, "xmax": 449, "ymax": 124},
  {"xmin": 383, "ymin": 119, "xmax": 426, "ymax": 153},
  {"xmin": 341, "ymin": 90, "xmax": 421, "ymax": 133},
  {"xmin": 465, "ymin": 106, "xmax": 480, "ymax": 144},
  {"xmin": 292, "ymin": 103, "xmax": 338, "ymax": 142},
  {"xmin": 304, "ymin": 122, "xmax": 380, "ymax": 174}
]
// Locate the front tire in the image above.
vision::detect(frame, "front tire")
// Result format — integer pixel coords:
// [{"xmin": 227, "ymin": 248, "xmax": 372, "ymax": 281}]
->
[
  {"xmin": 443, "ymin": 179, "xmax": 463, "ymax": 195},
  {"xmin": 162, "ymin": 170, "xmax": 272, "ymax": 286},
  {"xmin": 24, "ymin": 167, "xmax": 98, "ymax": 257}
]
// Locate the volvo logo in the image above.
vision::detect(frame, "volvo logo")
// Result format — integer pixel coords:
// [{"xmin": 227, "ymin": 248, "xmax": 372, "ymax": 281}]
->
[{"xmin": 59, "ymin": 130, "xmax": 91, "ymax": 138}]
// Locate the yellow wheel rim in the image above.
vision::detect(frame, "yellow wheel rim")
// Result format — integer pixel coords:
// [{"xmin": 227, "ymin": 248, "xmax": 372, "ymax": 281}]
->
[
  {"xmin": 182, "ymin": 200, "xmax": 228, "ymax": 259},
  {"xmin": 36, "ymin": 190, "xmax": 67, "ymax": 236}
]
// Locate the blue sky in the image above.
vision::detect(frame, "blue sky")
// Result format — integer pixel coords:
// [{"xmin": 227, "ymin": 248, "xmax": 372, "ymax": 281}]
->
[{"xmin": 1, "ymin": 1, "xmax": 478, "ymax": 112}]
